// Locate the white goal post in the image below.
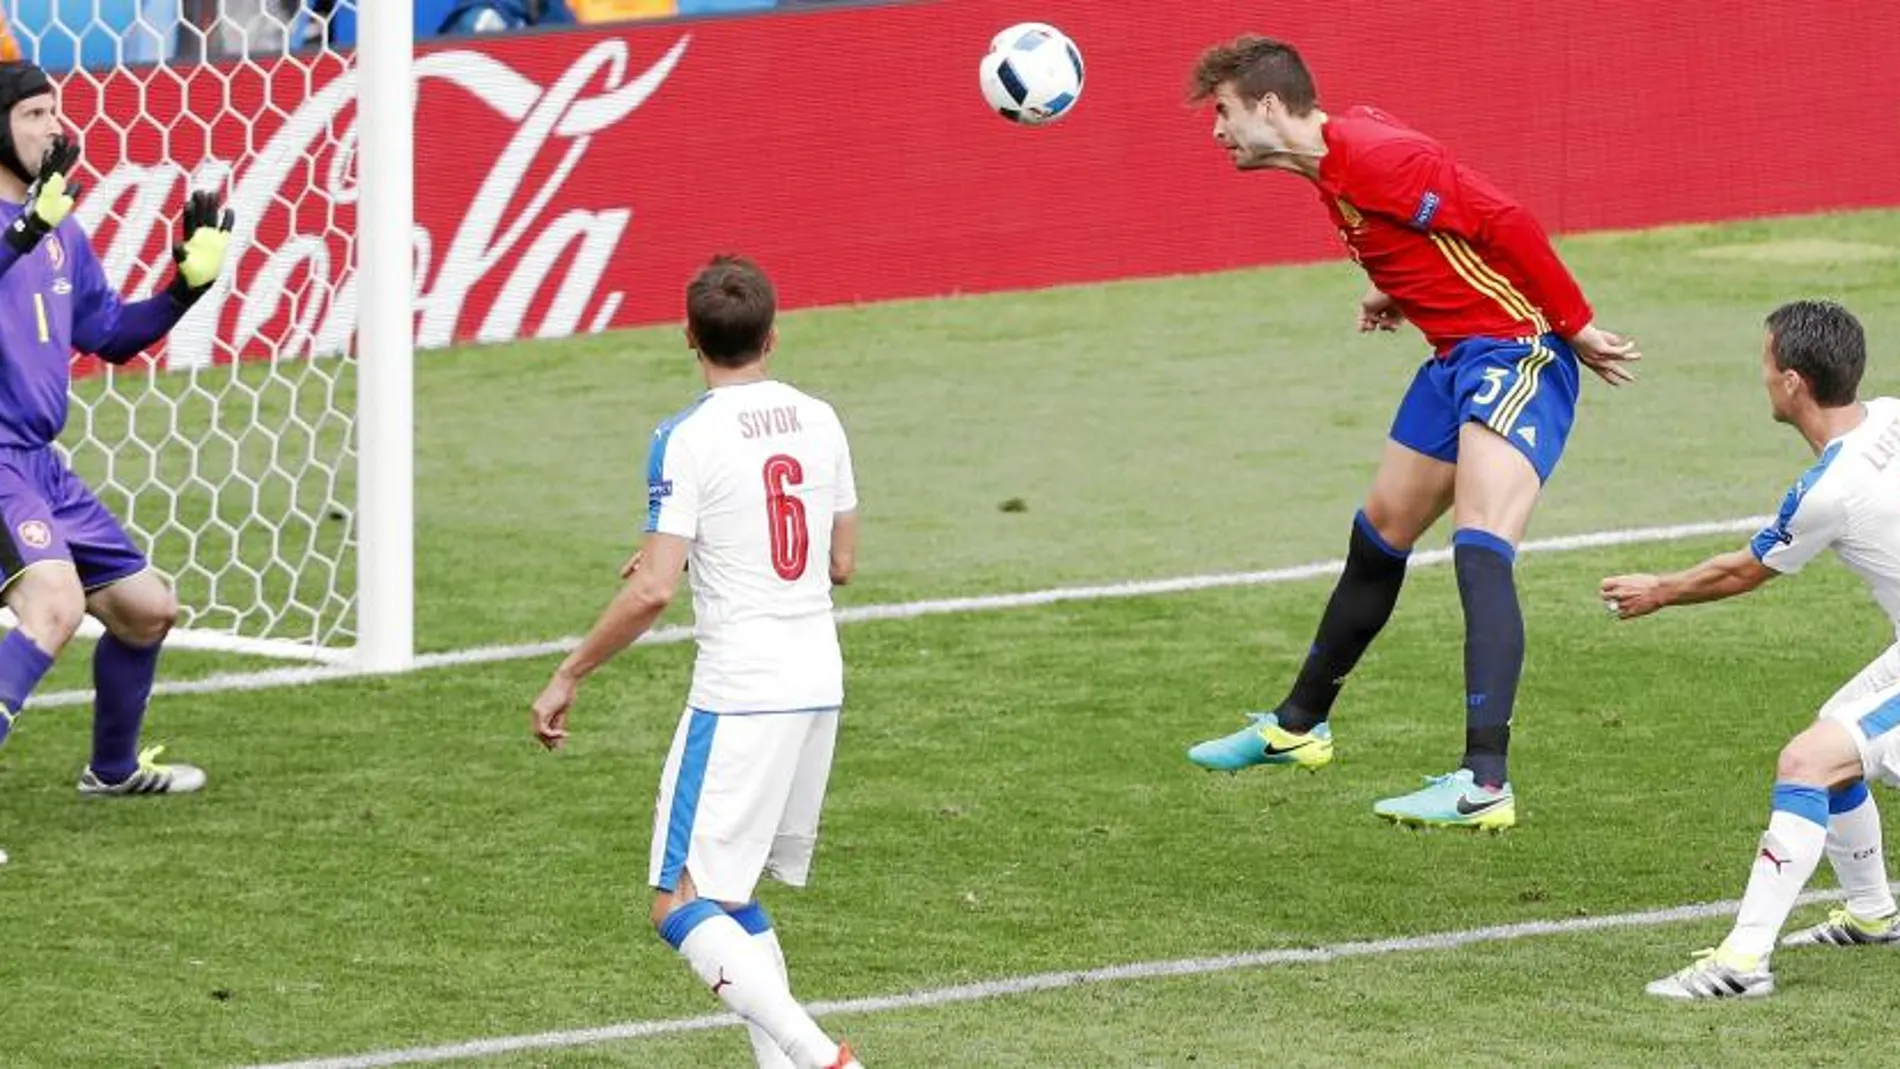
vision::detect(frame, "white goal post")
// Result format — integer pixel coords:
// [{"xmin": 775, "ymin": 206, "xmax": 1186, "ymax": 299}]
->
[
  {"xmin": 8, "ymin": 0, "xmax": 415, "ymax": 669},
  {"xmin": 355, "ymin": 0, "xmax": 416, "ymax": 672}
]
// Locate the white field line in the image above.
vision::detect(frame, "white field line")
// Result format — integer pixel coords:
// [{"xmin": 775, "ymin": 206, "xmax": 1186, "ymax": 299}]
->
[
  {"xmin": 239, "ymin": 881, "xmax": 1874, "ymax": 1069},
  {"xmin": 24, "ymin": 515, "xmax": 1768, "ymax": 710},
  {"xmin": 0, "ymin": 610, "xmax": 353, "ymax": 664}
]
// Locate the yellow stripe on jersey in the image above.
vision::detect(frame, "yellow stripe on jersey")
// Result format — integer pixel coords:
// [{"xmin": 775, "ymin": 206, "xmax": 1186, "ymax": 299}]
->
[
  {"xmin": 1429, "ymin": 233, "xmax": 1525, "ymax": 323},
  {"xmin": 1431, "ymin": 234, "xmax": 1549, "ymax": 334},
  {"xmin": 1427, "ymin": 234, "xmax": 1511, "ymax": 313},
  {"xmin": 1490, "ymin": 339, "xmax": 1555, "ymax": 435},
  {"xmin": 1437, "ymin": 235, "xmax": 1545, "ymax": 329}
]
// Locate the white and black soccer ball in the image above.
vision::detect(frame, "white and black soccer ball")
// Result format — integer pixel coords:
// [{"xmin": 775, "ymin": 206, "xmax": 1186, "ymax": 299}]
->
[{"xmin": 979, "ymin": 22, "xmax": 1084, "ymax": 126}]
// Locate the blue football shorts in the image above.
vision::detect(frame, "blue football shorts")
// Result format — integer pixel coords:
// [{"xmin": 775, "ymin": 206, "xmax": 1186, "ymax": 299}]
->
[{"xmin": 1388, "ymin": 333, "xmax": 1581, "ymax": 483}]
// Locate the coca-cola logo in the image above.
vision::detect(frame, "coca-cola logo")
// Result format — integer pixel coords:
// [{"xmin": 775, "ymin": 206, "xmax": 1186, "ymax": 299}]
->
[{"xmin": 71, "ymin": 34, "xmax": 692, "ymax": 370}]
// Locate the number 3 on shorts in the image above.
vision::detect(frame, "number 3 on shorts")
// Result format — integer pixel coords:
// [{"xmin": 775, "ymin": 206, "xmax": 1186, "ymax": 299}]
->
[{"xmin": 1471, "ymin": 366, "xmax": 1511, "ymax": 407}]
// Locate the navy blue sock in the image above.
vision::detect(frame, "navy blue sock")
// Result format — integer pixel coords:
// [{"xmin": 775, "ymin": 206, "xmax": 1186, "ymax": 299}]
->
[
  {"xmin": 1454, "ymin": 529, "xmax": 1522, "ymax": 788},
  {"xmin": 1278, "ymin": 511, "xmax": 1410, "ymax": 732}
]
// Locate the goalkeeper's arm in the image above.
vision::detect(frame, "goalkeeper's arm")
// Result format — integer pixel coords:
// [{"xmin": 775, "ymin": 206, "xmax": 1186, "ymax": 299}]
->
[{"xmin": 74, "ymin": 190, "xmax": 235, "ymax": 364}]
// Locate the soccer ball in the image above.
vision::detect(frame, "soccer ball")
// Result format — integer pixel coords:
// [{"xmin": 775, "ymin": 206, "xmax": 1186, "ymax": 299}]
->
[{"xmin": 979, "ymin": 22, "xmax": 1084, "ymax": 126}]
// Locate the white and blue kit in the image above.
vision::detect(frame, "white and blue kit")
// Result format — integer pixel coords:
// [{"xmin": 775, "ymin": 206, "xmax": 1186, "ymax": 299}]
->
[
  {"xmin": 643, "ymin": 379, "xmax": 857, "ymax": 903},
  {"xmin": 1752, "ymin": 396, "xmax": 1900, "ymax": 785}
]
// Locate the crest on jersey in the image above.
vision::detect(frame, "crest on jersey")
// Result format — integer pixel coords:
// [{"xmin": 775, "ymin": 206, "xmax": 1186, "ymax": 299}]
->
[
  {"xmin": 43, "ymin": 236, "xmax": 63, "ymax": 270},
  {"xmin": 1335, "ymin": 197, "xmax": 1365, "ymax": 228},
  {"xmin": 16, "ymin": 520, "xmax": 50, "ymax": 549}
]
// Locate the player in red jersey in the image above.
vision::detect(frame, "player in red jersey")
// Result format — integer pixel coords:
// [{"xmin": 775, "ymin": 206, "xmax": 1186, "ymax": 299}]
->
[{"xmin": 1183, "ymin": 36, "xmax": 1640, "ymax": 829}]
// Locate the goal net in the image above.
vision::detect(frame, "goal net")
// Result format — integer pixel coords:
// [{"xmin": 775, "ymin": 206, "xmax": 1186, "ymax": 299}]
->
[{"xmin": 11, "ymin": 0, "xmax": 412, "ymax": 667}]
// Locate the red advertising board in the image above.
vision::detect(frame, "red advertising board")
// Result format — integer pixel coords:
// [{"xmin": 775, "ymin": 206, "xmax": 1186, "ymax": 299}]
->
[{"xmin": 53, "ymin": 1, "xmax": 1900, "ymax": 371}]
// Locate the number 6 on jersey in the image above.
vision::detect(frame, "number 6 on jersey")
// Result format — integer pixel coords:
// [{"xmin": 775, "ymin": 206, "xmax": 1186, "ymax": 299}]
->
[{"xmin": 764, "ymin": 453, "xmax": 808, "ymax": 581}]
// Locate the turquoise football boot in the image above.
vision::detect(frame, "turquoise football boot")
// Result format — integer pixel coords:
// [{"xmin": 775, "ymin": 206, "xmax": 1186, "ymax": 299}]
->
[
  {"xmin": 1186, "ymin": 713, "xmax": 1333, "ymax": 772},
  {"xmin": 1373, "ymin": 769, "xmax": 1515, "ymax": 829}
]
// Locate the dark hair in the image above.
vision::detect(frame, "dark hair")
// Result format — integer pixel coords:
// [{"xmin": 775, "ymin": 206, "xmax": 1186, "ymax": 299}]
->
[
  {"xmin": 686, "ymin": 255, "xmax": 776, "ymax": 367},
  {"xmin": 1766, "ymin": 299, "xmax": 1864, "ymax": 407},
  {"xmin": 1187, "ymin": 35, "xmax": 1318, "ymax": 114}
]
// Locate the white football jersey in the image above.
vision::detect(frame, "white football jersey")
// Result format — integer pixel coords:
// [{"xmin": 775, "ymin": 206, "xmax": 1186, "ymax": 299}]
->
[
  {"xmin": 1751, "ymin": 396, "xmax": 1900, "ymax": 635},
  {"xmin": 645, "ymin": 379, "xmax": 857, "ymax": 713}
]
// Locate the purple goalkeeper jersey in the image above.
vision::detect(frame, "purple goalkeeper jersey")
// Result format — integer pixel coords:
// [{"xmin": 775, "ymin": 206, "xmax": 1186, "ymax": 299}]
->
[{"xmin": 0, "ymin": 200, "xmax": 184, "ymax": 449}]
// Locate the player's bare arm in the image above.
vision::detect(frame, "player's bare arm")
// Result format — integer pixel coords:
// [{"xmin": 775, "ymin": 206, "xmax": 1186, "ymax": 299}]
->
[
  {"xmin": 1600, "ymin": 548, "xmax": 1776, "ymax": 619},
  {"xmin": 830, "ymin": 510, "xmax": 858, "ymax": 586},
  {"xmin": 530, "ymin": 533, "xmax": 689, "ymax": 749}
]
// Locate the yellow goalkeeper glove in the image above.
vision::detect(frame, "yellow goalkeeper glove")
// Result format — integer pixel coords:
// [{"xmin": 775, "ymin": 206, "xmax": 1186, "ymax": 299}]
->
[
  {"xmin": 167, "ymin": 190, "xmax": 235, "ymax": 306},
  {"xmin": 5, "ymin": 134, "xmax": 81, "ymax": 254}
]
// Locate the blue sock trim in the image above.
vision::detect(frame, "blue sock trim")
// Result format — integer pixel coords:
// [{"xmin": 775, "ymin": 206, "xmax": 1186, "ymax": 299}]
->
[
  {"xmin": 725, "ymin": 901, "xmax": 772, "ymax": 935},
  {"xmin": 1830, "ymin": 780, "xmax": 1872, "ymax": 815},
  {"xmin": 657, "ymin": 898, "xmax": 727, "ymax": 950},
  {"xmin": 1772, "ymin": 782, "xmax": 1831, "ymax": 828},
  {"xmin": 1452, "ymin": 528, "xmax": 1517, "ymax": 564},
  {"xmin": 1352, "ymin": 510, "xmax": 1410, "ymax": 561}
]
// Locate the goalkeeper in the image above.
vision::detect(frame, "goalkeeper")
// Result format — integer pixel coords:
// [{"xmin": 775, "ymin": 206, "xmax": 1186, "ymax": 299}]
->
[{"xmin": 0, "ymin": 61, "xmax": 233, "ymax": 826}]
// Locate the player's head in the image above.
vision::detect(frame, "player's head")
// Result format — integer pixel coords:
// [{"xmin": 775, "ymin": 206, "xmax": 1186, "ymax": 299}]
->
[
  {"xmin": 1188, "ymin": 35, "xmax": 1319, "ymax": 169},
  {"xmin": 686, "ymin": 255, "xmax": 777, "ymax": 370},
  {"xmin": 1763, "ymin": 299, "xmax": 1864, "ymax": 423},
  {"xmin": 0, "ymin": 62, "xmax": 58, "ymax": 186}
]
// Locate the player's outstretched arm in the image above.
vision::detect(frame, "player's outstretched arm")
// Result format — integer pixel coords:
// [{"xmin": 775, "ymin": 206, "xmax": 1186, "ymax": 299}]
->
[
  {"xmin": 1600, "ymin": 548, "xmax": 1776, "ymax": 619},
  {"xmin": 75, "ymin": 190, "xmax": 236, "ymax": 364},
  {"xmin": 530, "ymin": 533, "xmax": 689, "ymax": 750},
  {"xmin": 830, "ymin": 510, "xmax": 858, "ymax": 586}
]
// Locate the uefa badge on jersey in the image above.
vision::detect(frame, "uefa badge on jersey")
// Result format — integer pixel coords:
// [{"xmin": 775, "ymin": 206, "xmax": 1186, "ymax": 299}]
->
[{"xmin": 17, "ymin": 520, "xmax": 50, "ymax": 549}]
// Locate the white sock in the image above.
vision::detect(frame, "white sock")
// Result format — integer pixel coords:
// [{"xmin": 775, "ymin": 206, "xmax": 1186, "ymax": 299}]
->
[
  {"xmin": 732, "ymin": 904, "xmax": 798, "ymax": 1069},
  {"xmin": 1726, "ymin": 784, "xmax": 1830, "ymax": 960},
  {"xmin": 662, "ymin": 900, "xmax": 840, "ymax": 1069},
  {"xmin": 1827, "ymin": 782, "xmax": 1896, "ymax": 920}
]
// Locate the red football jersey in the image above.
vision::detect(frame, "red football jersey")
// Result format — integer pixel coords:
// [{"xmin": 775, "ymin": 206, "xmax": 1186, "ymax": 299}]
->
[{"xmin": 1315, "ymin": 106, "xmax": 1593, "ymax": 354}]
